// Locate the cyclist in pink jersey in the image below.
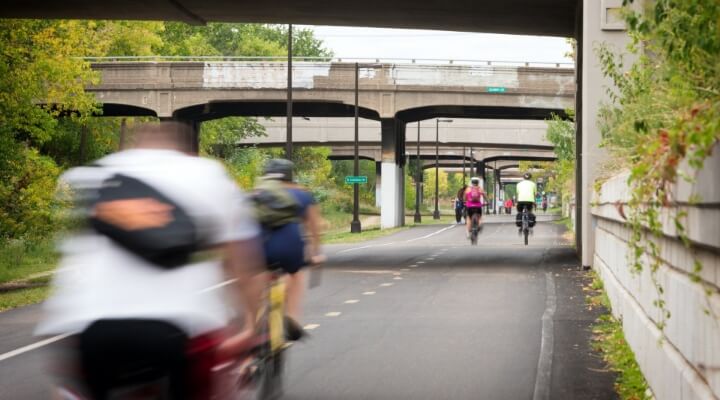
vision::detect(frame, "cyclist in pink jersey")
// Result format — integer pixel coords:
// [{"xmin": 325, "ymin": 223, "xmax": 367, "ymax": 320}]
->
[{"xmin": 464, "ymin": 177, "xmax": 485, "ymax": 238}]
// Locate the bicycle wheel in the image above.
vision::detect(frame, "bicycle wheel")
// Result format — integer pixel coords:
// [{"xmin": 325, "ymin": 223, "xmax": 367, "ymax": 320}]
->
[
  {"xmin": 524, "ymin": 228, "xmax": 529, "ymax": 245},
  {"xmin": 256, "ymin": 347, "xmax": 284, "ymax": 400}
]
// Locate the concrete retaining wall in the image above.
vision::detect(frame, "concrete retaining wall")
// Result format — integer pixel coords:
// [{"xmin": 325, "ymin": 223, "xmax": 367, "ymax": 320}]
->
[{"xmin": 591, "ymin": 144, "xmax": 720, "ymax": 400}]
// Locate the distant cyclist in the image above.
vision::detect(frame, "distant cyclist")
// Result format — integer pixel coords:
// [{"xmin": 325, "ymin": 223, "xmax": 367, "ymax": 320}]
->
[
  {"xmin": 515, "ymin": 172, "xmax": 538, "ymax": 233},
  {"xmin": 254, "ymin": 159, "xmax": 325, "ymax": 341},
  {"xmin": 464, "ymin": 177, "xmax": 485, "ymax": 238}
]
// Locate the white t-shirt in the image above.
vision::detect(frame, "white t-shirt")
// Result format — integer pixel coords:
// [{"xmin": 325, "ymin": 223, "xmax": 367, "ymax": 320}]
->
[{"xmin": 36, "ymin": 149, "xmax": 259, "ymax": 337}]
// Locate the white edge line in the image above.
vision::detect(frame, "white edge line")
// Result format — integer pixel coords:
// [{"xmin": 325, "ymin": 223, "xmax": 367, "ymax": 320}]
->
[
  {"xmin": 337, "ymin": 242, "xmax": 396, "ymax": 254},
  {"xmin": 197, "ymin": 278, "xmax": 238, "ymax": 293},
  {"xmin": 0, "ymin": 333, "xmax": 73, "ymax": 363},
  {"xmin": 404, "ymin": 224, "xmax": 456, "ymax": 243},
  {"xmin": 2, "ymin": 278, "xmax": 241, "ymax": 364},
  {"xmin": 532, "ymin": 271, "xmax": 557, "ymax": 400}
]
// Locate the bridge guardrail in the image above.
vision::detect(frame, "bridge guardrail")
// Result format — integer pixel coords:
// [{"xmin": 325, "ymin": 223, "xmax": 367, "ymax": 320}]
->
[{"xmin": 82, "ymin": 55, "xmax": 574, "ymax": 69}]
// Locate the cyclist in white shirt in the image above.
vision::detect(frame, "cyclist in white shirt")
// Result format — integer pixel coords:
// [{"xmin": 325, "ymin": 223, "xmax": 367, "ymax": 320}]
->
[
  {"xmin": 37, "ymin": 122, "xmax": 266, "ymax": 398},
  {"xmin": 515, "ymin": 172, "xmax": 537, "ymax": 232}
]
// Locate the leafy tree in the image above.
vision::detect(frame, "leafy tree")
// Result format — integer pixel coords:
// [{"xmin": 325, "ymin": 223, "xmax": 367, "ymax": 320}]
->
[
  {"xmin": 0, "ymin": 19, "xmax": 107, "ymax": 240},
  {"xmin": 100, "ymin": 21, "xmax": 165, "ymax": 56},
  {"xmin": 423, "ymin": 169, "xmax": 449, "ymax": 206}
]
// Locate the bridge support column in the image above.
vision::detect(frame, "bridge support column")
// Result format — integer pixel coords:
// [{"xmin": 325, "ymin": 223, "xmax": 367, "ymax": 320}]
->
[
  {"xmin": 375, "ymin": 161, "xmax": 382, "ymax": 208},
  {"xmin": 577, "ymin": 0, "xmax": 631, "ymax": 268},
  {"xmin": 380, "ymin": 118, "xmax": 405, "ymax": 229},
  {"xmin": 162, "ymin": 118, "xmax": 200, "ymax": 154},
  {"xmin": 474, "ymin": 160, "xmax": 486, "ymax": 193}
]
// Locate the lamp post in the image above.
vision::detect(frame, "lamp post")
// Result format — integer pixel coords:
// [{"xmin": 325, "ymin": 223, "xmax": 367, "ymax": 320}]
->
[
  {"xmin": 350, "ymin": 62, "xmax": 362, "ymax": 233},
  {"xmin": 285, "ymin": 24, "xmax": 293, "ymax": 159},
  {"xmin": 462, "ymin": 145, "xmax": 466, "ymax": 183},
  {"xmin": 414, "ymin": 121, "xmax": 422, "ymax": 223},
  {"xmin": 434, "ymin": 118, "xmax": 453, "ymax": 219}
]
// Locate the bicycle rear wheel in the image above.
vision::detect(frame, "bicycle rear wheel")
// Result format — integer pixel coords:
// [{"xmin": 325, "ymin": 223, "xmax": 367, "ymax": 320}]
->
[
  {"xmin": 470, "ymin": 217, "xmax": 479, "ymax": 245},
  {"xmin": 524, "ymin": 228, "xmax": 529, "ymax": 245},
  {"xmin": 256, "ymin": 346, "xmax": 284, "ymax": 400}
]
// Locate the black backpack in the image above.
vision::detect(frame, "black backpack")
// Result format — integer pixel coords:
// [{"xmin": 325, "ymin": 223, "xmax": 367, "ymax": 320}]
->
[
  {"xmin": 88, "ymin": 174, "xmax": 201, "ymax": 269},
  {"xmin": 250, "ymin": 178, "xmax": 300, "ymax": 229}
]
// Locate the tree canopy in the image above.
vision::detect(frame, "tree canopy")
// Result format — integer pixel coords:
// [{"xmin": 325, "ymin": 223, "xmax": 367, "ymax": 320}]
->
[{"xmin": 0, "ymin": 19, "xmax": 333, "ymax": 241}]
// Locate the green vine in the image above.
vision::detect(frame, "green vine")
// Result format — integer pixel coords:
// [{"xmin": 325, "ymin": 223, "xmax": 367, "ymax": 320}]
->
[{"xmin": 597, "ymin": 0, "xmax": 720, "ymax": 330}]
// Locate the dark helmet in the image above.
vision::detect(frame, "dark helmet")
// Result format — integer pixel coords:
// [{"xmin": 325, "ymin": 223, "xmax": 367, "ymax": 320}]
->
[
  {"xmin": 523, "ymin": 172, "xmax": 532, "ymax": 180},
  {"xmin": 264, "ymin": 158, "xmax": 294, "ymax": 182}
]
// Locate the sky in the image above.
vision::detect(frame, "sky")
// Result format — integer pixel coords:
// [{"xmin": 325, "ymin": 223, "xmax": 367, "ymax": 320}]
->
[{"xmin": 302, "ymin": 26, "xmax": 574, "ymax": 65}]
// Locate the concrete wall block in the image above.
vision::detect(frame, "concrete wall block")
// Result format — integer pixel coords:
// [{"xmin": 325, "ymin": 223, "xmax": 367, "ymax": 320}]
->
[
  {"xmin": 595, "ymin": 254, "xmax": 718, "ymax": 399},
  {"xmin": 595, "ymin": 221, "xmax": 720, "ymax": 394},
  {"xmin": 595, "ymin": 169, "xmax": 720, "ymax": 251},
  {"xmin": 674, "ymin": 142, "xmax": 720, "ymax": 205}
]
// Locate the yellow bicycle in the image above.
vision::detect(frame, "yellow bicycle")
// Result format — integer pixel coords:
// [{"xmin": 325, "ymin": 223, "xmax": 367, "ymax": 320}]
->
[{"xmin": 252, "ymin": 269, "xmax": 287, "ymax": 400}]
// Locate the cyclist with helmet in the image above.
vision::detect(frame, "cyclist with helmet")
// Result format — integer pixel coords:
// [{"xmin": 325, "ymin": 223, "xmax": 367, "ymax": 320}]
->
[
  {"xmin": 464, "ymin": 177, "xmax": 485, "ymax": 238},
  {"xmin": 516, "ymin": 172, "xmax": 538, "ymax": 232},
  {"xmin": 255, "ymin": 159, "xmax": 325, "ymax": 341}
]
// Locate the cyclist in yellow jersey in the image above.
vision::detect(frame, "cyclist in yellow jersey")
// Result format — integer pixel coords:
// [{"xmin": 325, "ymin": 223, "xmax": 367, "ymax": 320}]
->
[{"xmin": 515, "ymin": 172, "xmax": 537, "ymax": 232}]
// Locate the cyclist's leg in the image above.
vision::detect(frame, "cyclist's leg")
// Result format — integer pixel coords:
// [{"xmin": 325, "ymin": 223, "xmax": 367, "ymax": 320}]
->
[
  {"xmin": 465, "ymin": 209, "xmax": 472, "ymax": 235},
  {"xmin": 285, "ymin": 270, "xmax": 305, "ymax": 322}
]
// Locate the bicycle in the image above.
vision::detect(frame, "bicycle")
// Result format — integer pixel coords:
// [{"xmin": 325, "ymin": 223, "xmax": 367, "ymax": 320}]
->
[
  {"xmin": 466, "ymin": 208, "xmax": 482, "ymax": 245},
  {"xmin": 521, "ymin": 207, "xmax": 530, "ymax": 246},
  {"xmin": 246, "ymin": 269, "xmax": 287, "ymax": 400}
]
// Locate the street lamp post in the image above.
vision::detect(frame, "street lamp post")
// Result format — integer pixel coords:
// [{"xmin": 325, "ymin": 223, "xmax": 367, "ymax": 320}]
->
[
  {"xmin": 433, "ymin": 118, "xmax": 452, "ymax": 219},
  {"xmin": 414, "ymin": 121, "xmax": 422, "ymax": 223},
  {"xmin": 285, "ymin": 23, "xmax": 293, "ymax": 159},
  {"xmin": 462, "ymin": 145, "xmax": 466, "ymax": 183},
  {"xmin": 351, "ymin": 62, "xmax": 362, "ymax": 233},
  {"xmin": 494, "ymin": 160, "xmax": 498, "ymax": 214}
]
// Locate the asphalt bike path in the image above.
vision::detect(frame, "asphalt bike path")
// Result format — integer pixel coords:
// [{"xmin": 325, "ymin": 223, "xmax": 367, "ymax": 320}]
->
[{"xmin": 0, "ymin": 218, "xmax": 616, "ymax": 399}]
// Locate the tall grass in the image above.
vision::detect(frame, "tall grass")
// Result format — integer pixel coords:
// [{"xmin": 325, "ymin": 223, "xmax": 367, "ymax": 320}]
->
[{"xmin": 0, "ymin": 239, "xmax": 58, "ymax": 284}]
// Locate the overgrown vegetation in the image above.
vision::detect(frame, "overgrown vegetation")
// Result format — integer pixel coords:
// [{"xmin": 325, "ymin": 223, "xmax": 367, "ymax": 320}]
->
[
  {"xmin": 587, "ymin": 273, "xmax": 651, "ymax": 400},
  {"xmin": 597, "ymin": 0, "xmax": 720, "ymax": 329},
  {"xmin": 0, "ymin": 20, "xmax": 335, "ymax": 311}
]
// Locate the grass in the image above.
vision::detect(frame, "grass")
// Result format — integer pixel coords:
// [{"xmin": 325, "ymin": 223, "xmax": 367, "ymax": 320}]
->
[
  {"xmin": 323, "ymin": 226, "xmax": 408, "ymax": 244},
  {"xmin": 0, "ymin": 238, "xmax": 58, "ymax": 312},
  {"xmin": 0, "ymin": 286, "xmax": 51, "ymax": 312},
  {"xmin": 0, "ymin": 238, "xmax": 58, "ymax": 284},
  {"xmin": 321, "ymin": 210, "xmax": 457, "ymax": 244},
  {"xmin": 587, "ymin": 272, "xmax": 651, "ymax": 400}
]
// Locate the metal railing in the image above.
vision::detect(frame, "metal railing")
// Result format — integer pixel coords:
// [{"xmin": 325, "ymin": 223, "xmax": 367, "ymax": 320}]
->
[{"xmin": 82, "ymin": 55, "xmax": 574, "ymax": 68}]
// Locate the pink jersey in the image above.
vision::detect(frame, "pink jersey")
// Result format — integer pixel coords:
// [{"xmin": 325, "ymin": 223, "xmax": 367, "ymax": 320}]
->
[{"xmin": 465, "ymin": 187, "xmax": 484, "ymax": 208}]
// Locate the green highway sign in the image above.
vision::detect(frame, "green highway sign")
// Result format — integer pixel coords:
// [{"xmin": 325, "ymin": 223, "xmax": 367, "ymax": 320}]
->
[
  {"xmin": 486, "ymin": 87, "xmax": 507, "ymax": 93},
  {"xmin": 345, "ymin": 176, "xmax": 368, "ymax": 184}
]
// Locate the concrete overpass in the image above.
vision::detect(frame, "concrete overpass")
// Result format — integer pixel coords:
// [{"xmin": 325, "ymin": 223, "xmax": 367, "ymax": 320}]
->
[
  {"xmin": 87, "ymin": 61, "xmax": 574, "ymax": 122},
  {"xmin": 88, "ymin": 61, "xmax": 571, "ymax": 229},
  {"xmin": 1, "ymin": 1, "xmax": 576, "ymax": 37},
  {"xmin": 242, "ymin": 117, "xmax": 553, "ymax": 150}
]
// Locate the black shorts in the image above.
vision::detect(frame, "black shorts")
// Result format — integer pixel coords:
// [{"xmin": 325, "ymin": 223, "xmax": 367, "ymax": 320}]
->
[
  {"xmin": 466, "ymin": 207, "xmax": 483, "ymax": 218},
  {"xmin": 516, "ymin": 202, "xmax": 534, "ymax": 213}
]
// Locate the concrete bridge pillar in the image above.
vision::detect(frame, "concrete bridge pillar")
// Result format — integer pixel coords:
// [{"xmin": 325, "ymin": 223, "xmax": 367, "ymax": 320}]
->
[
  {"xmin": 475, "ymin": 161, "xmax": 485, "ymax": 181},
  {"xmin": 161, "ymin": 117, "xmax": 200, "ymax": 154},
  {"xmin": 577, "ymin": 0, "xmax": 632, "ymax": 267},
  {"xmin": 380, "ymin": 118, "xmax": 405, "ymax": 228},
  {"xmin": 375, "ymin": 161, "xmax": 382, "ymax": 208}
]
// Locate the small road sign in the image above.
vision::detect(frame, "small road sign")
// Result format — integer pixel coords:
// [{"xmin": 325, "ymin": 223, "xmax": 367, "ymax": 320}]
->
[
  {"xmin": 345, "ymin": 176, "xmax": 368, "ymax": 184},
  {"xmin": 486, "ymin": 87, "xmax": 507, "ymax": 93}
]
